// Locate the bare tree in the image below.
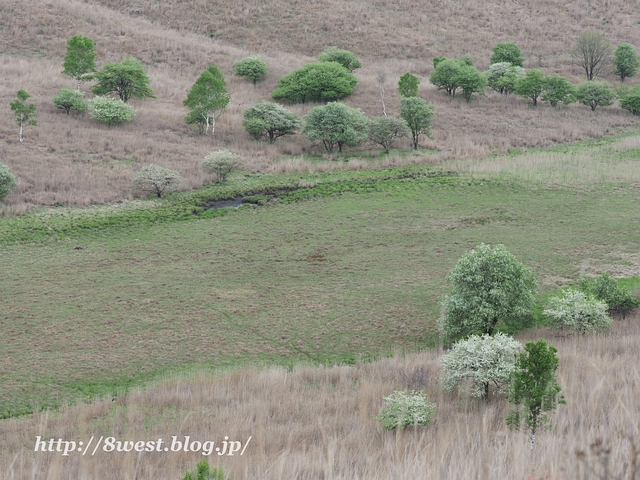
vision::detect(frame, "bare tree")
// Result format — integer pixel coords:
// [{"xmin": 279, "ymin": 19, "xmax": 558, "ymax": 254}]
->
[{"xmin": 571, "ymin": 30, "xmax": 613, "ymax": 80}]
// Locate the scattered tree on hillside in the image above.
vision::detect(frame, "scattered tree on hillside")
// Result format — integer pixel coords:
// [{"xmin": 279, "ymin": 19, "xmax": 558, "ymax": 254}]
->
[
  {"xmin": 62, "ymin": 35, "xmax": 97, "ymax": 90},
  {"xmin": 397, "ymin": 72, "xmax": 420, "ymax": 98},
  {"xmin": 429, "ymin": 58, "xmax": 462, "ymax": 96},
  {"xmin": 132, "ymin": 164, "xmax": 182, "ymax": 198},
  {"xmin": 514, "ymin": 69, "xmax": 545, "ymax": 106},
  {"xmin": 243, "ymin": 102, "xmax": 300, "ymax": 144},
  {"xmin": 617, "ymin": 84, "xmax": 640, "ymax": 115},
  {"xmin": 89, "ymin": 96, "xmax": 134, "ymax": 127},
  {"xmin": 202, "ymin": 150, "xmax": 244, "ymax": 182},
  {"xmin": 441, "ymin": 333, "xmax": 521, "ymax": 400},
  {"xmin": 301, "ymin": 102, "xmax": 369, "ymax": 154},
  {"xmin": 183, "ymin": 65, "xmax": 230, "ymax": 137},
  {"xmin": 579, "ymin": 272, "xmax": 639, "ymax": 318},
  {"xmin": 10, "ymin": 90, "xmax": 37, "ymax": 143},
  {"xmin": 92, "ymin": 57, "xmax": 155, "ymax": 103},
  {"xmin": 544, "ymin": 288, "xmax": 612, "ymax": 334},
  {"xmin": 456, "ymin": 65, "xmax": 487, "ymax": 102},
  {"xmin": 368, "ymin": 116, "xmax": 410, "ymax": 153},
  {"xmin": 575, "ymin": 80, "xmax": 615, "ymax": 111},
  {"xmin": 440, "ymin": 244, "xmax": 537, "ymax": 342},
  {"xmin": 541, "ymin": 74, "xmax": 576, "ymax": 107},
  {"xmin": 613, "ymin": 43, "xmax": 639, "ymax": 82},
  {"xmin": 433, "ymin": 56, "xmax": 446, "ymax": 69},
  {"xmin": 233, "ymin": 56, "xmax": 268, "ymax": 85},
  {"xmin": 571, "ymin": 30, "xmax": 613, "ymax": 80},
  {"xmin": 399, "ymin": 96, "xmax": 434, "ymax": 150},
  {"xmin": 53, "ymin": 88, "xmax": 88, "ymax": 114},
  {"xmin": 0, "ymin": 162, "xmax": 17, "ymax": 203},
  {"xmin": 318, "ymin": 46, "xmax": 362, "ymax": 72},
  {"xmin": 271, "ymin": 62, "xmax": 357, "ymax": 104},
  {"xmin": 490, "ymin": 42, "xmax": 525, "ymax": 67},
  {"xmin": 507, "ymin": 340, "xmax": 565, "ymax": 449},
  {"xmin": 485, "ymin": 62, "xmax": 525, "ymax": 96}
]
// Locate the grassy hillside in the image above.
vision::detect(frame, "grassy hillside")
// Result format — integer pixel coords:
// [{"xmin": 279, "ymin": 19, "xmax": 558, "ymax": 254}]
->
[{"xmin": 1, "ymin": 0, "xmax": 640, "ymax": 214}]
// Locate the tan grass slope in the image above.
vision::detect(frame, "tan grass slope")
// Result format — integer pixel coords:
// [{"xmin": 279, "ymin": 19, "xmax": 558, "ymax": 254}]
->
[
  {"xmin": 1, "ymin": 0, "xmax": 640, "ymax": 214},
  {"xmin": 2, "ymin": 312, "xmax": 639, "ymax": 479}
]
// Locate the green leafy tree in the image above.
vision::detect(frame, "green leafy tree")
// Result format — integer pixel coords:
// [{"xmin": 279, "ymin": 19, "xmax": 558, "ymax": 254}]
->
[
  {"xmin": 374, "ymin": 390, "xmax": 436, "ymax": 430},
  {"xmin": 0, "ymin": 162, "xmax": 17, "ymax": 202},
  {"xmin": 613, "ymin": 43, "xmax": 639, "ymax": 82},
  {"xmin": 302, "ymin": 102, "xmax": 368, "ymax": 154},
  {"xmin": 132, "ymin": 164, "xmax": 182, "ymax": 198},
  {"xmin": 52, "ymin": 88, "xmax": 88, "ymax": 114},
  {"xmin": 89, "ymin": 96, "xmax": 134, "ymax": 127},
  {"xmin": 440, "ymin": 244, "xmax": 537, "ymax": 342},
  {"xmin": 459, "ymin": 53, "xmax": 475, "ymax": 66},
  {"xmin": 233, "ymin": 56, "xmax": 268, "ymax": 85},
  {"xmin": 243, "ymin": 102, "xmax": 300, "ymax": 144},
  {"xmin": 397, "ymin": 72, "xmax": 420, "ymax": 98},
  {"xmin": 544, "ymin": 288, "xmax": 612, "ymax": 334},
  {"xmin": 457, "ymin": 65, "xmax": 487, "ymax": 102},
  {"xmin": 399, "ymin": 96, "xmax": 434, "ymax": 150},
  {"xmin": 368, "ymin": 116, "xmax": 410, "ymax": 153},
  {"xmin": 579, "ymin": 272, "xmax": 639, "ymax": 318},
  {"xmin": 541, "ymin": 74, "xmax": 576, "ymax": 107},
  {"xmin": 92, "ymin": 57, "xmax": 155, "ymax": 103},
  {"xmin": 202, "ymin": 150, "xmax": 244, "ymax": 182},
  {"xmin": 571, "ymin": 30, "xmax": 613, "ymax": 80},
  {"xmin": 507, "ymin": 340, "xmax": 565, "ymax": 449},
  {"xmin": 183, "ymin": 66, "xmax": 230, "ymax": 137},
  {"xmin": 10, "ymin": 90, "xmax": 37, "ymax": 143},
  {"xmin": 272, "ymin": 62, "xmax": 357, "ymax": 104},
  {"xmin": 429, "ymin": 58, "xmax": 462, "ymax": 96},
  {"xmin": 490, "ymin": 42, "xmax": 525, "ymax": 67},
  {"xmin": 617, "ymin": 84, "xmax": 640, "ymax": 115},
  {"xmin": 514, "ymin": 69, "xmax": 545, "ymax": 106},
  {"xmin": 433, "ymin": 56, "xmax": 446, "ymax": 69},
  {"xmin": 485, "ymin": 62, "xmax": 525, "ymax": 95},
  {"xmin": 62, "ymin": 35, "xmax": 97, "ymax": 90},
  {"xmin": 441, "ymin": 333, "xmax": 521, "ymax": 400},
  {"xmin": 182, "ymin": 461, "xmax": 231, "ymax": 480},
  {"xmin": 575, "ymin": 80, "xmax": 615, "ymax": 111},
  {"xmin": 318, "ymin": 46, "xmax": 362, "ymax": 72}
]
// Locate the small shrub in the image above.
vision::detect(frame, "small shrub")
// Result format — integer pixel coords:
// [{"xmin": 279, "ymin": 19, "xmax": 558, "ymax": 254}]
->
[
  {"xmin": 580, "ymin": 273, "xmax": 639, "ymax": 317},
  {"xmin": 53, "ymin": 88, "xmax": 88, "ymax": 114},
  {"xmin": 543, "ymin": 288, "xmax": 612, "ymax": 334},
  {"xmin": 233, "ymin": 56, "xmax": 268, "ymax": 85},
  {"xmin": 375, "ymin": 390, "xmax": 435, "ymax": 430},
  {"xmin": 90, "ymin": 96, "xmax": 134, "ymax": 127},
  {"xmin": 0, "ymin": 162, "xmax": 17, "ymax": 202},
  {"xmin": 202, "ymin": 150, "xmax": 244, "ymax": 182},
  {"xmin": 132, "ymin": 164, "xmax": 182, "ymax": 198},
  {"xmin": 182, "ymin": 461, "xmax": 231, "ymax": 480}
]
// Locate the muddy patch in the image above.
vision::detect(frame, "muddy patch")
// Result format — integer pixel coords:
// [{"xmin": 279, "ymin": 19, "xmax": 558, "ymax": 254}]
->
[{"xmin": 202, "ymin": 196, "xmax": 244, "ymax": 210}]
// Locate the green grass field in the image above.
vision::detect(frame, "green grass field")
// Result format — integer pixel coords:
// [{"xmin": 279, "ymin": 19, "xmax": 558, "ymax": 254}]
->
[{"xmin": 3, "ymin": 159, "xmax": 640, "ymax": 418}]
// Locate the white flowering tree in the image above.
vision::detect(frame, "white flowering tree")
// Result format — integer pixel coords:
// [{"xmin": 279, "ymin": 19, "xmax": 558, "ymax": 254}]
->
[
  {"xmin": 374, "ymin": 390, "xmax": 436, "ymax": 430},
  {"xmin": 441, "ymin": 333, "xmax": 522, "ymax": 400},
  {"xmin": 543, "ymin": 288, "xmax": 612, "ymax": 334},
  {"xmin": 132, "ymin": 164, "xmax": 182, "ymax": 198}
]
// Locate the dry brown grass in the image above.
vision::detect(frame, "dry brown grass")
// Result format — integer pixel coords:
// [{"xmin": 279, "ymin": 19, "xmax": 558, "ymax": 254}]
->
[
  {"xmin": 2, "ymin": 311, "xmax": 639, "ymax": 479},
  {"xmin": 2, "ymin": 0, "xmax": 640, "ymax": 214}
]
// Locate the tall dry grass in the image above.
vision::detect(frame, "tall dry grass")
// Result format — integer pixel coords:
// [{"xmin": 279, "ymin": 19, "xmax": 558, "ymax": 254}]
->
[
  {"xmin": 1, "ymin": 0, "xmax": 640, "ymax": 214},
  {"xmin": 2, "ymin": 312, "xmax": 639, "ymax": 479}
]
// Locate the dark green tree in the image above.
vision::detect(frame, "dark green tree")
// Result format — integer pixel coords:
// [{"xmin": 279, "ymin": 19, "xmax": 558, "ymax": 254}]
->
[
  {"xmin": 490, "ymin": 42, "xmax": 525, "ymax": 67},
  {"xmin": 618, "ymin": 84, "xmax": 640, "ymax": 115},
  {"xmin": 0, "ymin": 162, "xmax": 17, "ymax": 202},
  {"xmin": 575, "ymin": 80, "xmax": 615, "ymax": 111},
  {"xmin": 234, "ymin": 56, "xmax": 268, "ymax": 85},
  {"xmin": 62, "ymin": 35, "xmax": 97, "ymax": 90},
  {"xmin": 507, "ymin": 340, "xmax": 565, "ymax": 449},
  {"xmin": 456, "ymin": 65, "xmax": 487, "ymax": 102},
  {"xmin": 429, "ymin": 58, "xmax": 462, "ymax": 96},
  {"xmin": 183, "ymin": 65, "xmax": 230, "ymax": 137},
  {"xmin": 10, "ymin": 90, "xmax": 37, "ymax": 143},
  {"xmin": 440, "ymin": 244, "xmax": 537, "ymax": 342},
  {"xmin": 53, "ymin": 88, "xmax": 88, "ymax": 114},
  {"xmin": 613, "ymin": 43, "xmax": 639, "ymax": 82},
  {"xmin": 272, "ymin": 62, "xmax": 357, "ymax": 104},
  {"xmin": 514, "ymin": 69, "xmax": 545, "ymax": 106},
  {"xmin": 243, "ymin": 102, "xmax": 300, "ymax": 143},
  {"xmin": 541, "ymin": 74, "xmax": 575, "ymax": 107},
  {"xmin": 399, "ymin": 97, "xmax": 434, "ymax": 150},
  {"xmin": 92, "ymin": 57, "xmax": 155, "ymax": 103},
  {"xmin": 397, "ymin": 72, "xmax": 420, "ymax": 97},
  {"xmin": 318, "ymin": 46, "xmax": 362, "ymax": 72}
]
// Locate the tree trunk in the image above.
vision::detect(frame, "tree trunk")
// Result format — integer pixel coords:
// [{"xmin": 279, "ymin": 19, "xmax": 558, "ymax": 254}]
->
[
  {"xmin": 211, "ymin": 114, "xmax": 215, "ymax": 137},
  {"xmin": 484, "ymin": 382, "xmax": 489, "ymax": 400},
  {"xmin": 77, "ymin": 79, "xmax": 82, "ymax": 91}
]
